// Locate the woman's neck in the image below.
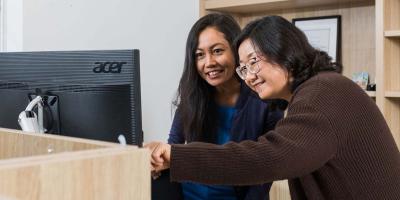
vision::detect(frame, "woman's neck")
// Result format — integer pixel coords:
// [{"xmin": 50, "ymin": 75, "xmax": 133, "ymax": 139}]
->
[{"xmin": 215, "ymin": 78, "xmax": 241, "ymax": 107}]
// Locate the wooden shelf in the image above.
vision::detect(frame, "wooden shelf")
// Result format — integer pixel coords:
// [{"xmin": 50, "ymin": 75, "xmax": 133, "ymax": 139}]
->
[
  {"xmin": 384, "ymin": 30, "xmax": 400, "ymax": 37},
  {"xmin": 365, "ymin": 91, "xmax": 376, "ymax": 97},
  {"xmin": 385, "ymin": 91, "xmax": 400, "ymax": 98},
  {"xmin": 204, "ymin": 0, "xmax": 372, "ymax": 13}
]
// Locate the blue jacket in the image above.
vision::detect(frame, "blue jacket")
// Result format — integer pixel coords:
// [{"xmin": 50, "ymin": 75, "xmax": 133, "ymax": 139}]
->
[{"xmin": 168, "ymin": 82, "xmax": 284, "ymax": 200}]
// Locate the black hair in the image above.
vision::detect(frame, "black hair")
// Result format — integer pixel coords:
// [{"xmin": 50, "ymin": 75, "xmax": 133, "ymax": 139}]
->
[
  {"xmin": 173, "ymin": 13, "xmax": 241, "ymax": 142},
  {"xmin": 235, "ymin": 15, "xmax": 342, "ymax": 92}
]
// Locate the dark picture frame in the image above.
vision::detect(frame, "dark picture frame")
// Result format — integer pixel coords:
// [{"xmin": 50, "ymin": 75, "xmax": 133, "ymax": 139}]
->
[{"xmin": 292, "ymin": 15, "xmax": 341, "ymax": 63}]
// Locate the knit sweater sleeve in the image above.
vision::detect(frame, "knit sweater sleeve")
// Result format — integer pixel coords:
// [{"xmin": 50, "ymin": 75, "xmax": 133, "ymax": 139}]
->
[{"xmin": 170, "ymin": 99, "xmax": 338, "ymax": 185}]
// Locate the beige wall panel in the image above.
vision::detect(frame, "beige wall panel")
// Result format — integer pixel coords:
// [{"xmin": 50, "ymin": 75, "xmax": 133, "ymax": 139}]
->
[
  {"xmin": 385, "ymin": 0, "xmax": 400, "ymax": 30},
  {"xmin": 384, "ymin": 39, "xmax": 400, "ymax": 91},
  {"xmin": 384, "ymin": 99, "xmax": 400, "ymax": 147}
]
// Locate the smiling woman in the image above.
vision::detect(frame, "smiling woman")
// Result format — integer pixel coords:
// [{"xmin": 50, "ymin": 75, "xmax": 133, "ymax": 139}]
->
[
  {"xmin": 147, "ymin": 15, "xmax": 400, "ymax": 200},
  {"xmin": 151, "ymin": 13, "xmax": 284, "ymax": 200}
]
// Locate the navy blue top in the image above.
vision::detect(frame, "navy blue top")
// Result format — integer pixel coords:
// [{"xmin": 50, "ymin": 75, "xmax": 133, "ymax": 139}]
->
[
  {"xmin": 181, "ymin": 106, "xmax": 237, "ymax": 200},
  {"xmin": 168, "ymin": 82, "xmax": 284, "ymax": 200}
]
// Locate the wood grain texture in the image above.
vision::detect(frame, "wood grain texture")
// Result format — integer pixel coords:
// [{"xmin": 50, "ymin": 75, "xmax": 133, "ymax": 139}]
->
[
  {"xmin": 0, "ymin": 128, "xmax": 150, "ymax": 200},
  {"xmin": 382, "ymin": 0, "xmax": 400, "ymax": 148},
  {"xmin": 204, "ymin": 0, "xmax": 371, "ymax": 13},
  {"xmin": 384, "ymin": 30, "xmax": 400, "ymax": 37},
  {"xmin": 270, "ymin": 180, "xmax": 291, "ymax": 200},
  {"xmin": 0, "ymin": 128, "xmax": 118, "ymax": 160}
]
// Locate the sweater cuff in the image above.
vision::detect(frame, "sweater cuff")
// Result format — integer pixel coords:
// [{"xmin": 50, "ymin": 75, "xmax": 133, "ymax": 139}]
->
[{"xmin": 170, "ymin": 144, "xmax": 191, "ymax": 182}]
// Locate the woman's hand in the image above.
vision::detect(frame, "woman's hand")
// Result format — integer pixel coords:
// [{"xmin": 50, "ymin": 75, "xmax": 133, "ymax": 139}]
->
[{"xmin": 144, "ymin": 142, "xmax": 171, "ymax": 173}]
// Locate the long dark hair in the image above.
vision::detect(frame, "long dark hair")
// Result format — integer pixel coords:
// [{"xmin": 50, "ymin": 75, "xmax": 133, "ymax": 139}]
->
[
  {"xmin": 173, "ymin": 13, "xmax": 241, "ymax": 142},
  {"xmin": 235, "ymin": 15, "xmax": 342, "ymax": 92}
]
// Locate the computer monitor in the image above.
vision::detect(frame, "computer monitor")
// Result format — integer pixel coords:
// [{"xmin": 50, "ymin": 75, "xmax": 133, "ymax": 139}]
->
[{"xmin": 0, "ymin": 50, "xmax": 142, "ymax": 146}]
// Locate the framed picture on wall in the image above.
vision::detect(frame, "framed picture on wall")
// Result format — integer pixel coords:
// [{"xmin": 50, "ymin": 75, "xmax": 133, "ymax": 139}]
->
[{"xmin": 292, "ymin": 15, "xmax": 341, "ymax": 62}]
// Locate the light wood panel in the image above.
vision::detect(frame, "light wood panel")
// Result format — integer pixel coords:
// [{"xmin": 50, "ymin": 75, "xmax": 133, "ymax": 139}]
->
[
  {"xmin": 0, "ymin": 148, "xmax": 150, "ymax": 200},
  {"xmin": 383, "ymin": 0, "xmax": 400, "ymax": 91},
  {"xmin": 0, "ymin": 128, "xmax": 150, "ymax": 200},
  {"xmin": 0, "ymin": 128, "xmax": 117, "ymax": 160},
  {"xmin": 383, "ymin": 98, "xmax": 400, "ymax": 147},
  {"xmin": 384, "ymin": 0, "xmax": 400, "ymax": 30},
  {"xmin": 384, "ymin": 38, "xmax": 400, "ymax": 91},
  {"xmin": 375, "ymin": 0, "xmax": 385, "ymax": 112},
  {"xmin": 199, "ymin": 0, "xmax": 207, "ymax": 17},
  {"xmin": 270, "ymin": 180, "xmax": 291, "ymax": 200},
  {"xmin": 385, "ymin": 91, "xmax": 400, "ymax": 98},
  {"xmin": 385, "ymin": 30, "xmax": 400, "ymax": 37},
  {"xmin": 204, "ymin": 0, "xmax": 371, "ymax": 13},
  {"xmin": 381, "ymin": 0, "xmax": 400, "ymax": 147},
  {"xmin": 375, "ymin": 0, "xmax": 400, "ymax": 150}
]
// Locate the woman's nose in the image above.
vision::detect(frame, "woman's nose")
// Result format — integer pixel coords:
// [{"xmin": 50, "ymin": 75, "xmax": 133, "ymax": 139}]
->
[
  {"xmin": 245, "ymin": 71, "xmax": 257, "ymax": 82},
  {"xmin": 205, "ymin": 54, "xmax": 216, "ymax": 67}
]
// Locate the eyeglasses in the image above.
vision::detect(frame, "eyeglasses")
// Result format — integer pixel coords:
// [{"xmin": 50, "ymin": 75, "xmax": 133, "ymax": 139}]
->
[{"xmin": 236, "ymin": 57, "xmax": 261, "ymax": 80}]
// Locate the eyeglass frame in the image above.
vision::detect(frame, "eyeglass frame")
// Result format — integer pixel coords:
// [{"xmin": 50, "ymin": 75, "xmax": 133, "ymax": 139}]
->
[{"xmin": 235, "ymin": 56, "xmax": 262, "ymax": 80}]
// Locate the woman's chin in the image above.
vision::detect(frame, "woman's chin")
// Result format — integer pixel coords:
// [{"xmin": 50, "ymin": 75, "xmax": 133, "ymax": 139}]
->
[
  {"xmin": 258, "ymin": 93, "xmax": 267, "ymax": 100},
  {"xmin": 207, "ymin": 76, "xmax": 234, "ymax": 87},
  {"xmin": 206, "ymin": 78, "xmax": 223, "ymax": 86},
  {"xmin": 256, "ymin": 90, "xmax": 271, "ymax": 100}
]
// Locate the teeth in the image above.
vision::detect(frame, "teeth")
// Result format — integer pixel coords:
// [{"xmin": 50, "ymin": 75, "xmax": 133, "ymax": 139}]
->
[
  {"xmin": 210, "ymin": 71, "xmax": 218, "ymax": 76},
  {"xmin": 208, "ymin": 70, "xmax": 221, "ymax": 77}
]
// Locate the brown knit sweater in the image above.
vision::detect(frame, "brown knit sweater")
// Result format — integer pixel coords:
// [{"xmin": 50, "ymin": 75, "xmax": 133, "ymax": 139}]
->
[{"xmin": 170, "ymin": 72, "xmax": 400, "ymax": 199}]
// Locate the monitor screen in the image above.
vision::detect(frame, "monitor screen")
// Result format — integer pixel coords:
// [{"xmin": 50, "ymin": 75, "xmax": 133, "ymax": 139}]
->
[{"xmin": 0, "ymin": 50, "xmax": 142, "ymax": 146}]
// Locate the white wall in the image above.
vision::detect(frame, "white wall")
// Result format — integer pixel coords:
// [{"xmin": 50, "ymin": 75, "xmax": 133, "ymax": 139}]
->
[
  {"xmin": 18, "ymin": 0, "xmax": 198, "ymax": 142},
  {"xmin": 1, "ymin": 0, "xmax": 23, "ymax": 51}
]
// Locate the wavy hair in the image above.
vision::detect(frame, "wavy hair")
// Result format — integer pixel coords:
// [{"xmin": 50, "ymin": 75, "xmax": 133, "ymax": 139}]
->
[{"xmin": 174, "ymin": 13, "xmax": 241, "ymax": 142}]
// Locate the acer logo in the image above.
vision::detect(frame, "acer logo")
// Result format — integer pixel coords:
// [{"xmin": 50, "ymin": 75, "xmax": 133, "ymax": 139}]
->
[{"xmin": 93, "ymin": 62, "xmax": 127, "ymax": 73}]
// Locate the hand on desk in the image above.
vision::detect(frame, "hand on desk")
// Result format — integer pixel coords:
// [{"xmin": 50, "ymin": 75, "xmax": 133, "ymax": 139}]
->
[{"xmin": 144, "ymin": 142, "xmax": 171, "ymax": 175}]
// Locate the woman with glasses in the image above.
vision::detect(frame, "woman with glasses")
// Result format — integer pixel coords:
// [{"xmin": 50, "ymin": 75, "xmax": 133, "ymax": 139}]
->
[
  {"xmin": 153, "ymin": 13, "xmax": 284, "ymax": 200},
  {"xmin": 147, "ymin": 15, "xmax": 400, "ymax": 199}
]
